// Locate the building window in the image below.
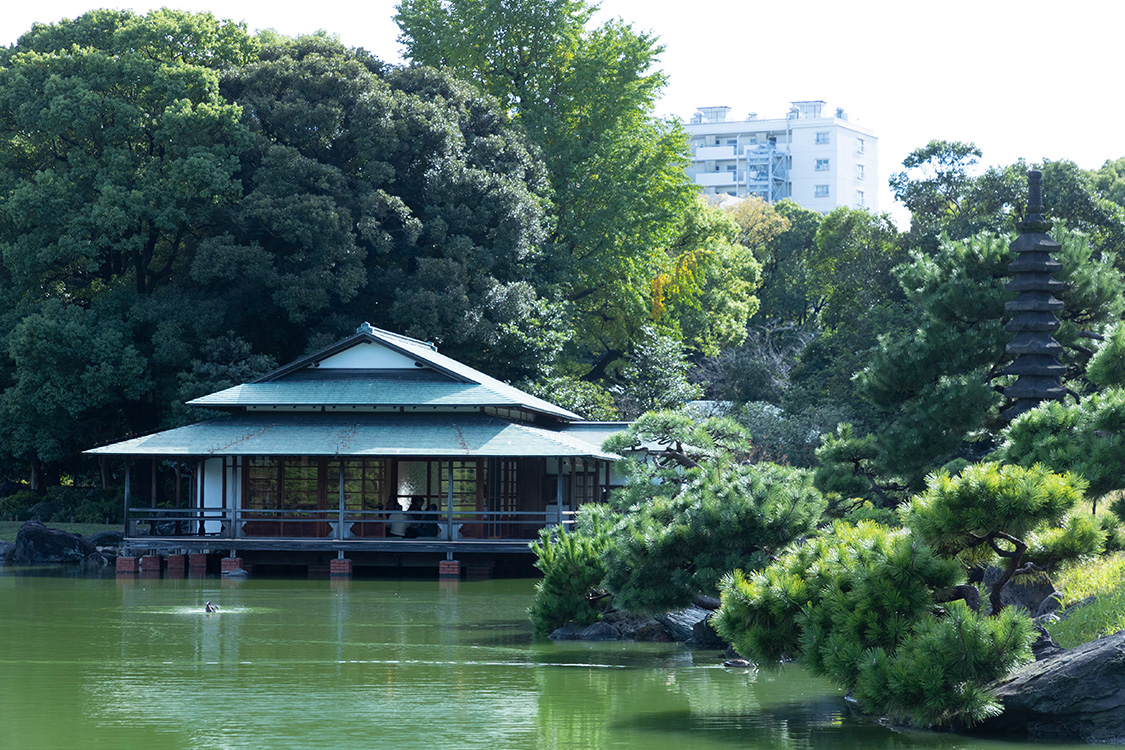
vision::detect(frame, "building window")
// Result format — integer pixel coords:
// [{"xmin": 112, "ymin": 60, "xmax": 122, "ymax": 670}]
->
[
  {"xmin": 715, "ymin": 136, "xmax": 721, "ymax": 145},
  {"xmin": 749, "ymin": 134, "xmax": 758, "ymax": 144},
  {"xmin": 726, "ymin": 139, "xmax": 737, "ymax": 146},
  {"xmin": 815, "ymin": 158, "xmax": 830, "ymax": 171},
  {"xmin": 856, "ymin": 164, "xmax": 865, "ymax": 180},
  {"xmin": 726, "ymin": 164, "xmax": 737, "ymax": 171},
  {"xmin": 815, "ymin": 185, "xmax": 829, "ymax": 198},
  {"xmin": 857, "ymin": 190, "xmax": 865, "ymax": 206},
  {"xmin": 815, "ymin": 132, "xmax": 830, "ymax": 145},
  {"xmin": 857, "ymin": 138, "xmax": 865, "ymax": 154}
]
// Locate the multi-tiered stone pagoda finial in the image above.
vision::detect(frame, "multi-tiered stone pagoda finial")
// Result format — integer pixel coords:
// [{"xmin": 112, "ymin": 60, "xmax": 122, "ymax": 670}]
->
[{"xmin": 1002, "ymin": 170, "xmax": 1066, "ymax": 420}]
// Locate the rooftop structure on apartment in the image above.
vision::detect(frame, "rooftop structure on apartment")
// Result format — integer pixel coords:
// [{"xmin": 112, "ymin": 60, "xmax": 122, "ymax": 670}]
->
[{"xmin": 684, "ymin": 100, "xmax": 877, "ymax": 213}]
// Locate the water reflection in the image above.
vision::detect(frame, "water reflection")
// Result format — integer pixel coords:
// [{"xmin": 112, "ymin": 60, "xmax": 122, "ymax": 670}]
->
[{"xmin": 0, "ymin": 570, "xmax": 1102, "ymax": 750}]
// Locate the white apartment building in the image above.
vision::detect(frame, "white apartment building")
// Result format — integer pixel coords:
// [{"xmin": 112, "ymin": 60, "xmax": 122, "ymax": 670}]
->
[{"xmin": 684, "ymin": 100, "xmax": 878, "ymax": 213}]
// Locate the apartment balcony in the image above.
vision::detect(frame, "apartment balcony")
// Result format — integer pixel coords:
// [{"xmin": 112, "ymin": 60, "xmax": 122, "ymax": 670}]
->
[
  {"xmin": 695, "ymin": 171, "xmax": 740, "ymax": 187},
  {"xmin": 694, "ymin": 145, "xmax": 737, "ymax": 160}
]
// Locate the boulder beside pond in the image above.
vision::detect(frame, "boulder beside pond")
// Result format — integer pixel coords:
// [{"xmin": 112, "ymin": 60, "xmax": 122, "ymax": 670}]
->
[
  {"xmin": 973, "ymin": 630, "xmax": 1125, "ymax": 744},
  {"xmin": 656, "ymin": 606, "xmax": 711, "ymax": 642},
  {"xmin": 548, "ymin": 622, "xmax": 619, "ymax": 641},
  {"xmin": 10, "ymin": 520, "xmax": 97, "ymax": 564}
]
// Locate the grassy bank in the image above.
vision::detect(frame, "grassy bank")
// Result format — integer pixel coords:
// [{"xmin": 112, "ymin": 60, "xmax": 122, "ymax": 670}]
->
[
  {"xmin": 1045, "ymin": 551, "xmax": 1125, "ymax": 648},
  {"xmin": 0, "ymin": 522, "xmax": 122, "ymax": 543}
]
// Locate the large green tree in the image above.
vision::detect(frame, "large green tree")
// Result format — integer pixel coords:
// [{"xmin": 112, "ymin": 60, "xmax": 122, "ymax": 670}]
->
[
  {"xmin": 216, "ymin": 35, "xmax": 560, "ymax": 379},
  {"xmin": 0, "ymin": 14, "xmax": 565, "ymax": 484},
  {"xmin": 395, "ymin": 0, "xmax": 698, "ymax": 376},
  {"xmin": 892, "ymin": 140, "xmax": 1125, "ymax": 261},
  {"xmin": 0, "ymin": 9, "xmax": 258, "ymax": 484}
]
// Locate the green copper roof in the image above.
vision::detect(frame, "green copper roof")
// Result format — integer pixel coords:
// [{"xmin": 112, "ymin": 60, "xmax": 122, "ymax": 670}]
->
[
  {"xmin": 228, "ymin": 324, "xmax": 581, "ymax": 422},
  {"xmin": 189, "ymin": 381, "xmax": 519, "ymax": 409},
  {"xmin": 86, "ymin": 413, "xmax": 618, "ymax": 460}
]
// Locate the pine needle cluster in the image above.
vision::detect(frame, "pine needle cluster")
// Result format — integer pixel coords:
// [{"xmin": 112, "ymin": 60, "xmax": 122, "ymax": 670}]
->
[
  {"xmin": 601, "ymin": 458, "xmax": 826, "ymax": 614},
  {"xmin": 715, "ymin": 519, "xmax": 1035, "ymax": 728},
  {"xmin": 528, "ymin": 505, "xmax": 615, "ymax": 637}
]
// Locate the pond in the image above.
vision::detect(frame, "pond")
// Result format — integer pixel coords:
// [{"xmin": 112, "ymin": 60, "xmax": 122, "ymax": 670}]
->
[{"xmin": 0, "ymin": 568, "xmax": 1105, "ymax": 749}]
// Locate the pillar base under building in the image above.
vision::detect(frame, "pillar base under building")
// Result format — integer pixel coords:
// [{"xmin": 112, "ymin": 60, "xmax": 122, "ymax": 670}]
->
[
  {"xmin": 221, "ymin": 557, "xmax": 246, "ymax": 576},
  {"xmin": 115, "ymin": 556, "xmax": 139, "ymax": 574},
  {"xmin": 329, "ymin": 558, "xmax": 353, "ymax": 577},
  {"xmin": 438, "ymin": 560, "xmax": 461, "ymax": 579}
]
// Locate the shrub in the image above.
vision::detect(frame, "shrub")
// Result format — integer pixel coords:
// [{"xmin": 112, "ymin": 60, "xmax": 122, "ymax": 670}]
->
[
  {"xmin": 599, "ymin": 410, "xmax": 827, "ymax": 614},
  {"xmin": 603, "ymin": 460, "xmax": 826, "ymax": 614},
  {"xmin": 0, "ymin": 490, "xmax": 41, "ymax": 521},
  {"xmin": 716, "ymin": 460, "xmax": 1094, "ymax": 728},
  {"xmin": 49, "ymin": 486, "xmax": 124, "ymax": 524},
  {"xmin": 715, "ymin": 520, "xmax": 1035, "ymax": 728},
  {"xmin": 528, "ymin": 505, "xmax": 614, "ymax": 638}
]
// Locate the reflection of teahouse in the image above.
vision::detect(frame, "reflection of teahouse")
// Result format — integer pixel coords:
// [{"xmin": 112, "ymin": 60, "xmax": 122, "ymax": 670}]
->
[{"xmin": 88, "ymin": 324, "xmax": 634, "ymax": 571}]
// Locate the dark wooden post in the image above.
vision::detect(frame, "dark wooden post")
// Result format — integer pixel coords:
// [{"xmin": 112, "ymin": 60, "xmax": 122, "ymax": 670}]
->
[
  {"xmin": 123, "ymin": 460, "xmax": 131, "ymax": 536},
  {"xmin": 337, "ymin": 460, "xmax": 346, "ymax": 540},
  {"xmin": 1002, "ymin": 170, "xmax": 1067, "ymax": 420}
]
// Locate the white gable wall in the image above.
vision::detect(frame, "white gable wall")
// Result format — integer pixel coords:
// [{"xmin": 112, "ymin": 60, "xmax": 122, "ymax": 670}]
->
[{"xmin": 317, "ymin": 342, "xmax": 422, "ymax": 370}]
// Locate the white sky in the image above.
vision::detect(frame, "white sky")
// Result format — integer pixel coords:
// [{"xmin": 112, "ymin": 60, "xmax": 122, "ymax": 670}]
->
[{"xmin": 4, "ymin": 0, "xmax": 1124, "ymax": 227}]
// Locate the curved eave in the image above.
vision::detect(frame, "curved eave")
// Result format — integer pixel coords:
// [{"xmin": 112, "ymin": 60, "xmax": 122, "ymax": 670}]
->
[
  {"xmin": 85, "ymin": 413, "xmax": 619, "ymax": 461},
  {"xmin": 188, "ymin": 382, "xmax": 580, "ymax": 422}
]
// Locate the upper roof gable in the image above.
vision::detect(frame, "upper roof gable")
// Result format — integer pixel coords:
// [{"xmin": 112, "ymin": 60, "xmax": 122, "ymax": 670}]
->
[
  {"xmin": 191, "ymin": 323, "xmax": 580, "ymax": 422},
  {"xmin": 257, "ymin": 323, "xmax": 469, "ymax": 383}
]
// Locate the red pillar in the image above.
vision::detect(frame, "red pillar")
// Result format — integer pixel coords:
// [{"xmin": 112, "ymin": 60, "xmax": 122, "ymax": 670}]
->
[
  {"xmin": 221, "ymin": 557, "xmax": 245, "ymax": 574},
  {"xmin": 438, "ymin": 560, "xmax": 461, "ymax": 579},
  {"xmin": 329, "ymin": 558, "xmax": 353, "ymax": 577},
  {"xmin": 115, "ymin": 556, "xmax": 140, "ymax": 574}
]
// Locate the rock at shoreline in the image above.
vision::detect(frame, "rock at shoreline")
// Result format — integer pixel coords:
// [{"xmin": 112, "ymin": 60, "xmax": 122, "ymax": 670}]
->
[
  {"xmin": 85, "ymin": 531, "xmax": 124, "ymax": 548},
  {"xmin": 602, "ymin": 611, "xmax": 673, "ymax": 641},
  {"xmin": 80, "ymin": 552, "xmax": 110, "ymax": 571},
  {"xmin": 656, "ymin": 606, "xmax": 711, "ymax": 642},
  {"xmin": 578, "ymin": 622, "xmax": 620, "ymax": 641},
  {"xmin": 10, "ymin": 520, "xmax": 97, "ymax": 564},
  {"xmin": 974, "ymin": 630, "xmax": 1125, "ymax": 744},
  {"xmin": 691, "ymin": 614, "xmax": 727, "ymax": 649},
  {"xmin": 654, "ymin": 606, "xmax": 729, "ymax": 648},
  {"xmin": 0, "ymin": 540, "xmax": 14, "ymax": 564},
  {"xmin": 548, "ymin": 622, "xmax": 621, "ymax": 641},
  {"xmin": 547, "ymin": 617, "xmax": 671, "ymax": 642}
]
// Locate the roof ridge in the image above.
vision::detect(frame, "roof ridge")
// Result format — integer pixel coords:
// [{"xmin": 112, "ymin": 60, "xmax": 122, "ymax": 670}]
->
[{"xmin": 358, "ymin": 322, "xmax": 437, "ymax": 351}]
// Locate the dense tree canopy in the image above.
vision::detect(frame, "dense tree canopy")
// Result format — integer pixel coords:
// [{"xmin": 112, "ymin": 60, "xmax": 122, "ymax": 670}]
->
[
  {"xmin": 0, "ymin": 9, "xmax": 259, "ymax": 483},
  {"xmin": 814, "ymin": 225, "xmax": 1123, "ymax": 506},
  {"xmin": 396, "ymin": 0, "xmax": 699, "ymax": 375},
  {"xmin": 217, "ymin": 35, "xmax": 560, "ymax": 378},
  {"xmin": 0, "ymin": 11, "xmax": 561, "ymax": 483}
]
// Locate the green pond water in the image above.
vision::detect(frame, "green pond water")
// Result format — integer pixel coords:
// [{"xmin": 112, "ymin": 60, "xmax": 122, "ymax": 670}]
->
[{"xmin": 0, "ymin": 568, "xmax": 1107, "ymax": 750}]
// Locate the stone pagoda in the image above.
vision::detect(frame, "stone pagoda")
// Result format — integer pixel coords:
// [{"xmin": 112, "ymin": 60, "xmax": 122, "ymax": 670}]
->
[{"xmin": 1002, "ymin": 170, "xmax": 1066, "ymax": 420}]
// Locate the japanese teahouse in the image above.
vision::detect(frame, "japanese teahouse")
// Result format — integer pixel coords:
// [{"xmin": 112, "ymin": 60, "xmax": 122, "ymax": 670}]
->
[{"xmin": 89, "ymin": 324, "xmax": 627, "ymax": 577}]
